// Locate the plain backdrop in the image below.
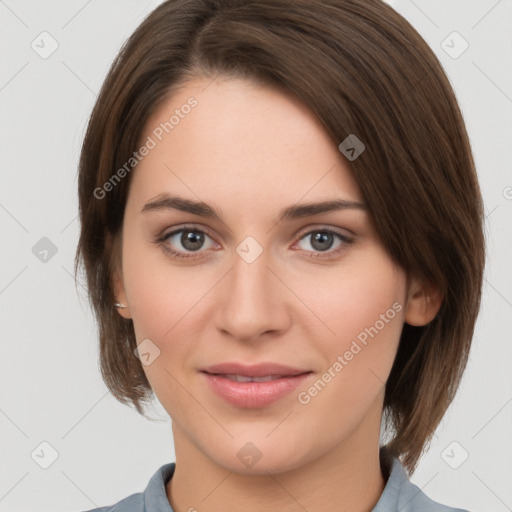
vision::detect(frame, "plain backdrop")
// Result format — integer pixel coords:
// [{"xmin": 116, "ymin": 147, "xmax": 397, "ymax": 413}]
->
[{"xmin": 0, "ymin": 1, "xmax": 511, "ymax": 511}]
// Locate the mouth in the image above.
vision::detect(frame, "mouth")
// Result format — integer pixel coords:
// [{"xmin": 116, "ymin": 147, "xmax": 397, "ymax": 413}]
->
[
  {"xmin": 206, "ymin": 373, "xmax": 301, "ymax": 383},
  {"xmin": 200, "ymin": 365, "xmax": 313, "ymax": 408},
  {"xmin": 200, "ymin": 361, "xmax": 311, "ymax": 378}
]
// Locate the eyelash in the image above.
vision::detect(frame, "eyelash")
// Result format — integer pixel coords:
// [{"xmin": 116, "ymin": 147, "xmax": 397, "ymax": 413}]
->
[{"xmin": 154, "ymin": 224, "xmax": 353, "ymax": 261}]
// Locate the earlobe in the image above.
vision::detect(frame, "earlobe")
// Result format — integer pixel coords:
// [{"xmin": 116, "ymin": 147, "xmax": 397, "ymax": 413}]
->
[
  {"xmin": 404, "ymin": 277, "xmax": 443, "ymax": 327},
  {"xmin": 108, "ymin": 232, "xmax": 132, "ymax": 320},
  {"xmin": 112, "ymin": 270, "xmax": 132, "ymax": 319}
]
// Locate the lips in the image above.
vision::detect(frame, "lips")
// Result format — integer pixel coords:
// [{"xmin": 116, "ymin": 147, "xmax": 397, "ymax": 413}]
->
[{"xmin": 200, "ymin": 362, "xmax": 313, "ymax": 408}]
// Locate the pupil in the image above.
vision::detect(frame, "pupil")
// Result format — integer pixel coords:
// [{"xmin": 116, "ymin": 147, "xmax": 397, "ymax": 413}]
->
[{"xmin": 311, "ymin": 232, "xmax": 333, "ymax": 251}]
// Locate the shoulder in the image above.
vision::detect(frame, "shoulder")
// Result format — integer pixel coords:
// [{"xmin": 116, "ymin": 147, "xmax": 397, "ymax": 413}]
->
[
  {"xmin": 79, "ymin": 462, "xmax": 176, "ymax": 512},
  {"xmin": 397, "ymin": 476, "xmax": 470, "ymax": 512},
  {"xmin": 81, "ymin": 492, "xmax": 144, "ymax": 512},
  {"xmin": 374, "ymin": 453, "xmax": 470, "ymax": 512}
]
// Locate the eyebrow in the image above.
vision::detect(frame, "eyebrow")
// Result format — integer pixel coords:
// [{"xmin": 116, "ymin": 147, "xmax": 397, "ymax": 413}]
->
[{"xmin": 141, "ymin": 194, "xmax": 367, "ymax": 223}]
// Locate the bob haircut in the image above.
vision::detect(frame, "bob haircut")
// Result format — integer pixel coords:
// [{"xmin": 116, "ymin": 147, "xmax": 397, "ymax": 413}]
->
[{"xmin": 74, "ymin": 0, "xmax": 486, "ymax": 475}]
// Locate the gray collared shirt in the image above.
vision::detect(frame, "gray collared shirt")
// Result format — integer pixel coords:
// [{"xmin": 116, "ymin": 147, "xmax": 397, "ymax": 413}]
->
[{"xmin": 82, "ymin": 458, "xmax": 469, "ymax": 512}]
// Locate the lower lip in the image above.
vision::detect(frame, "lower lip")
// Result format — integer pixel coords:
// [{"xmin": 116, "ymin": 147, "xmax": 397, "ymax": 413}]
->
[{"xmin": 201, "ymin": 372, "xmax": 312, "ymax": 408}]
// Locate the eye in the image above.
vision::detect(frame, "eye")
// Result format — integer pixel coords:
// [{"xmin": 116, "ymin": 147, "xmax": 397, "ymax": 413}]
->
[
  {"xmin": 156, "ymin": 226, "xmax": 218, "ymax": 259},
  {"xmin": 294, "ymin": 228, "xmax": 352, "ymax": 258}
]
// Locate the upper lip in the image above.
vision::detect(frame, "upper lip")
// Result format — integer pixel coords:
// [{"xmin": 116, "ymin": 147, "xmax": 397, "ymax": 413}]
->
[{"xmin": 201, "ymin": 362, "xmax": 311, "ymax": 377}]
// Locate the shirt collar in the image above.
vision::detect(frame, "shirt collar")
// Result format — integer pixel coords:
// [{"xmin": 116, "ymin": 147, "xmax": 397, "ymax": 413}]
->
[
  {"xmin": 144, "ymin": 462, "xmax": 176, "ymax": 512},
  {"xmin": 371, "ymin": 456, "xmax": 408, "ymax": 511}
]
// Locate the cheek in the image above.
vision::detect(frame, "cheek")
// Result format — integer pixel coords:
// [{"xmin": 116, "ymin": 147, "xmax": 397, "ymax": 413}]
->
[
  {"xmin": 120, "ymin": 236, "xmax": 215, "ymax": 391},
  {"xmin": 292, "ymin": 249, "xmax": 406, "ymax": 396},
  {"xmin": 121, "ymin": 232, "xmax": 203, "ymax": 339},
  {"xmin": 292, "ymin": 250, "xmax": 405, "ymax": 343}
]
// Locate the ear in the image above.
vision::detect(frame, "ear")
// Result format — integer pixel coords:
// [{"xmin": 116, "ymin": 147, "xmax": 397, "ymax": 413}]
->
[
  {"xmin": 404, "ymin": 276, "xmax": 443, "ymax": 327},
  {"xmin": 108, "ymin": 232, "xmax": 132, "ymax": 320}
]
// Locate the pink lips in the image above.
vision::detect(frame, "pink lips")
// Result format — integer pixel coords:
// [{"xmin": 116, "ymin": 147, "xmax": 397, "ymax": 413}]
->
[{"xmin": 200, "ymin": 362, "xmax": 312, "ymax": 408}]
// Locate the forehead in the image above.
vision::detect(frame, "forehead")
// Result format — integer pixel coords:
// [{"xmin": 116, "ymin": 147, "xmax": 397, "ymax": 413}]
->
[{"xmin": 126, "ymin": 76, "xmax": 363, "ymax": 216}]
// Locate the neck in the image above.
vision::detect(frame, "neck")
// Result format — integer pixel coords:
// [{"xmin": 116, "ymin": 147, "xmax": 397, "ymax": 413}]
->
[{"xmin": 166, "ymin": 407, "xmax": 388, "ymax": 512}]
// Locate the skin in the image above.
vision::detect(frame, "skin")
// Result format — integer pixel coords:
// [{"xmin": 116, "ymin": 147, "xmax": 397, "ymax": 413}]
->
[{"xmin": 113, "ymin": 76, "xmax": 442, "ymax": 512}]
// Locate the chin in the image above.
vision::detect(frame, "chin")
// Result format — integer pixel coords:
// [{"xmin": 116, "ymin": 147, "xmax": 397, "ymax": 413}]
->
[{"xmin": 207, "ymin": 441, "xmax": 310, "ymax": 476}]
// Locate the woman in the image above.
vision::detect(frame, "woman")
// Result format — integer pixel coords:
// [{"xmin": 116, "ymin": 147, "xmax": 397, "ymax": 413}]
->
[{"xmin": 75, "ymin": 0, "xmax": 485, "ymax": 510}]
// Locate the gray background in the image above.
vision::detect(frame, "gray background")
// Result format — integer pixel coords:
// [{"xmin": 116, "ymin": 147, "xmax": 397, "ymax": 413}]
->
[{"xmin": 0, "ymin": 1, "xmax": 511, "ymax": 511}]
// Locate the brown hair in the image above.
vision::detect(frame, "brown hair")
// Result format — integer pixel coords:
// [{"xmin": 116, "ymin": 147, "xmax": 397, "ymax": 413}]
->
[{"xmin": 74, "ymin": 0, "xmax": 486, "ymax": 475}]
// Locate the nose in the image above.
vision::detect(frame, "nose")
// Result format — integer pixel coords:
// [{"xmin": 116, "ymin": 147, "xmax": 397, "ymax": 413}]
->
[{"xmin": 213, "ymin": 244, "xmax": 291, "ymax": 343}]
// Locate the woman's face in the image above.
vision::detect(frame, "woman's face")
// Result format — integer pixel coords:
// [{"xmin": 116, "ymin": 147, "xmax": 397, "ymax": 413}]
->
[{"xmin": 114, "ymin": 76, "xmax": 413, "ymax": 474}]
